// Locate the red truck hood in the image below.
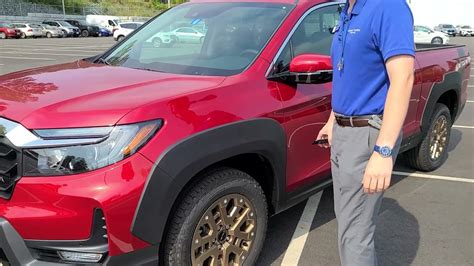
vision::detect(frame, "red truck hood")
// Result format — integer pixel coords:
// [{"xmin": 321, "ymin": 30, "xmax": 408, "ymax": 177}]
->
[{"xmin": 0, "ymin": 61, "xmax": 225, "ymax": 129}]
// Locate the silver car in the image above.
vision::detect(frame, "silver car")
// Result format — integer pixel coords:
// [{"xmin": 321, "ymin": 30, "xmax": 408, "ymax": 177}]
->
[
  {"xmin": 42, "ymin": 21, "xmax": 80, "ymax": 37},
  {"xmin": 37, "ymin": 24, "xmax": 64, "ymax": 38},
  {"xmin": 10, "ymin": 23, "xmax": 43, "ymax": 38}
]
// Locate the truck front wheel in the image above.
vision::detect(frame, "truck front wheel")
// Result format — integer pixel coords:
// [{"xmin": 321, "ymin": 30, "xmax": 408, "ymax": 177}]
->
[
  {"xmin": 405, "ymin": 103, "xmax": 452, "ymax": 171},
  {"xmin": 162, "ymin": 168, "xmax": 268, "ymax": 266}
]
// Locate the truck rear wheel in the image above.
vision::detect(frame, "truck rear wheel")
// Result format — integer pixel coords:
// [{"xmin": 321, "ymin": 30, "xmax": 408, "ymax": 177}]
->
[
  {"xmin": 405, "ymin": 103, "xmax": 452, "ymax": 171},
  {"xmin": 162, "ymin": 168, "xmax": 268, "ymax": 266}
]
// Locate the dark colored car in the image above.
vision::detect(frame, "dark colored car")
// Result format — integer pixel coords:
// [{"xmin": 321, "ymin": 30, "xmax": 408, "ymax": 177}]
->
[
  {"xmin": 0, "ymin": 22, "xmax": 21, "ymax": 39},
  {"xmin": 98, "ymin": 27, "xmax": 111, "ymax": 37},
  {"xmin": 65, "ymin": 19, "xmax": 101, "ymax": 37},
  {"xmin": 0, "ymin": 0, "xmax": 470, "ymax": 265},
  {"xmin": 435, "ymin": 24, "xmax": 457, "ymax": 36},
  {"xmin": 42, "ymin": 20, "xmax": 80, "ymax": 37}
]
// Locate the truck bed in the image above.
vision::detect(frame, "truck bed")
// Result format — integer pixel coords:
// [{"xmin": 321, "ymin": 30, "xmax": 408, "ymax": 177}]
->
[{"xmin": 415, "ymin": 43, "xmax": 465, "ymax": 52}]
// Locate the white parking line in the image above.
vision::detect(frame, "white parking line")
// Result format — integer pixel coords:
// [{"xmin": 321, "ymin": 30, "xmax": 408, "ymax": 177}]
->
[
  {"xmin": 0, "ymin": 56, "xmax": 56, "ymax": 61},
  {"xmin": 393, "ymin": 171, "xmax": 474, "ymax": 183},
  {"xmin": 467, "ymin": 100, "xmax": 474, "ymax": 103},
  {"xmin": 468, "ymin": 85, "xmax": 474, "ymax": 88},
  {"xmin": 0, "ymin": 47, "xmax": 105, "ymax": 53},
  {"xmin": 0, "ymin": 51, "xmax": 97, "ymax": 57},
  {"xmin": 281, "ymin": 191, "xmax": 322, "ymax": 266},
  {"xmin": 34, "ymin": 49, "xmax": 105, "ymax": 53},
  {"xmin": 453, "ymin": 125, "xmax": 474, "ymax": 129}
]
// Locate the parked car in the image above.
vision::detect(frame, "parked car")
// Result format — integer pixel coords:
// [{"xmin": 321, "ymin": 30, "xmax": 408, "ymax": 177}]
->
[
  {"xmin": 434, "ymin": 24, "xmax": 457, "ymax": 36},
  {"xmin": 43, "ymin": 20, "xmax": 80, "ymax": 37},
  {"xmin": 147, "ymin": 31, "xmax": 177, "ymax": 47},
  {"xmin": 98, "ymin": 27, "xmax": 112, "ymax": 37},
  {"xmin": 86, "ymin": 15, "xmax": 120, "ymax": 33},
  {"xmin": 0, "ymin": 22, "xmax": 21, "ymax": 39},
  {"xmin": 35, "ymin": 24, "xmax": 64, "ymax": 38},
  {"xmin": 10, "ymin": 23, "xmax": 43, "ymax": 38},
  {"xmin": 113, "ymin": 22, "xmax": 143, "ymax": 41},
  {"xmin": 0, "ymin": 0, "xmax": 470, "ymax": 265},
  {"xmin": 414, "ymin": 25, "xmax": 449, "ymax": 44},
  {"xmin": 457, "ymin": 25, "xmax": 474, "ymax": 36},
  {"xmin": 64, "ymin": 19, "xmax": 100, "ymax": 37},
  {"xmin": 171, "ymin": 27, "xmax": 205, "ymax": 43}
]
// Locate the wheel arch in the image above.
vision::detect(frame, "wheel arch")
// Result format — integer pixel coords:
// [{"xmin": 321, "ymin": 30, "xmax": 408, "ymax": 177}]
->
[
  {"xmin": 131, "ymin": 118, "xmax": 286, "ymax": 245},
  {"xmin": 421, "ymin": 71, "xmax": 461, "ymax": 134}
]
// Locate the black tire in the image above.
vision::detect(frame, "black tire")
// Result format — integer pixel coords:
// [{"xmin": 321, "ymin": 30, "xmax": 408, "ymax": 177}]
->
[
  {"xmin": 0, "ymin": 32, "xmax": 6, "ymax": 39},
  {"xmin": 81, "ymin": 30, "xmax": 89, "ymax": 37},
  {"xmin": 405, "ymin": 103, "xmax": 452, "ymax": 171},
  {"xmin": 20, "ymin": 32, "xmax": 26, "ymax": 39},
  {"xmin": 162, "ymin": 168, "xmax": 268, "ymax": 266},
  {"xmin": 431, "ymin": 37, "xmax": 443, "ymax": 44},
  {"xmin": 117, "ymin": 35, "xmax": 125, "ymax": 42}
]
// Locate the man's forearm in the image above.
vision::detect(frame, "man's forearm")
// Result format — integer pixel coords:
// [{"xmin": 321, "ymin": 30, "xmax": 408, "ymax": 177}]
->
[
  {"xmin": 376, "ymin": 72, "xmax": 414, "ymax": 147},
  {"xmin": 328, "ymin": 110, "xmax": 335, "ymax": 123}
]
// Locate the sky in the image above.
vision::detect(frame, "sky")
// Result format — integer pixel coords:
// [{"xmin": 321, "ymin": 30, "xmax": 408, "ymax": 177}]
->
[{"xmin": 407, "ymin": 0, "xmax": 474, "ymax": 28}]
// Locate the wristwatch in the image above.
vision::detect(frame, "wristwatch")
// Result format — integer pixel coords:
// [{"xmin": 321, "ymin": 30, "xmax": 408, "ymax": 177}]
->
[{"xmin": 374, "ymin": 145, "xmax": 393, "ymax": 158}]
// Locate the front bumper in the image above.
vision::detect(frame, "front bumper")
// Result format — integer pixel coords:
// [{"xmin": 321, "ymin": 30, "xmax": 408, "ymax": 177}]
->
[
  {"xmin": 0, "ymin": 152, "xmax": 154, "ymax": 260},
  {"xmin": 0, "ymin": 217, "xmax": 158, "ymax": 265}
]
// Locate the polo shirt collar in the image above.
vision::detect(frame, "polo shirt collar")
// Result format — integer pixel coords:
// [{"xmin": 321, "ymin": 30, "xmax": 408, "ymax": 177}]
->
[{"xmin": 345, "ymin": 0, "xmax": 368, "ymax": 15}]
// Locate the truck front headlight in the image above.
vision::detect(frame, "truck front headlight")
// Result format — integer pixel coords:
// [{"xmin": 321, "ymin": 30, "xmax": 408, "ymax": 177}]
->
[{"xmin": 23, "ymin": 120, "xmax": 162, "ymax": 176}]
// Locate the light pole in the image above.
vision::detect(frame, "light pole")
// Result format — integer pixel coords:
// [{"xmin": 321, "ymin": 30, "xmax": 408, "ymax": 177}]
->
[
  {"xmin": 62, "ymin": 0, "xmax": 66, "ymax": 17},
  {"xmin": 168, "ymin": 0, "xmax": 171, "ymax": 8}
]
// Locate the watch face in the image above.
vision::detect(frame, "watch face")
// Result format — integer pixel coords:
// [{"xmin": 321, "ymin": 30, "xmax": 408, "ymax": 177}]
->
[{"xmin": 380, "ymin": 146, "xmax": 392, "ymax": 157}]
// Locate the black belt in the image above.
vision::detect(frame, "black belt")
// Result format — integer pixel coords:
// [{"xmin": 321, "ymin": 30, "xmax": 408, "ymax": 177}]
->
[{"xmin": 335, "ymin": 115, "xmax": 382, "ymax": 127}]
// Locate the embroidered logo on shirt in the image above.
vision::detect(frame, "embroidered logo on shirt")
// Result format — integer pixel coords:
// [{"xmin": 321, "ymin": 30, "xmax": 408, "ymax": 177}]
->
[{"xmin": 348, "ymin": 28, "xmax": 361, "ymax": 34}]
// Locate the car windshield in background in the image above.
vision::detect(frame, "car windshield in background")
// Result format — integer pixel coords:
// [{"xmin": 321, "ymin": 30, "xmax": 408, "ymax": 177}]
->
[
  {"xmin": 103, "ymin": 2, "xmax": 292, "ymax": 76},
  {"xmin": 58, "ymin": 21, "xmax": 73, "ymax": 27}
]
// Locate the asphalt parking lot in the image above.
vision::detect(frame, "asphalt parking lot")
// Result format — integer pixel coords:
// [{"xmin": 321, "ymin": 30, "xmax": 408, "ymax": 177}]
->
[{"xmin": 0, "ymin": 37, "xmax": 473, "ymax": 265}]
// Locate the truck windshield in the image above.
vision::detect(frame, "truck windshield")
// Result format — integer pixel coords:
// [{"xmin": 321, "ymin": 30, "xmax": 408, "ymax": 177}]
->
[{"xmin": 102, "ymin": 2, "xmax": 292, "ymax": 76}]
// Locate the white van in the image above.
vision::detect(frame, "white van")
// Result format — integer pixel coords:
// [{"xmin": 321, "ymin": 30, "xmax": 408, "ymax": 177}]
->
[{"xmin": 86, "ymin": 15, "xmax": 120, "ymax": 32}]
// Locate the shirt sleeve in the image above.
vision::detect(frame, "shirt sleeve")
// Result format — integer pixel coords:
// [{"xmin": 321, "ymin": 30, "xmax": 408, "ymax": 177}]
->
[{"xmin": 372, "ymin": 0, "xmax": 415, "ymax": 62}]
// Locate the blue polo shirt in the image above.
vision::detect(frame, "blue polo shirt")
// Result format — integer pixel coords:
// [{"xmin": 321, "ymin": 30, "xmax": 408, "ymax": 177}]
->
[{"xmin": 331, "ymin": 0, "xmax": 415, "ymax": 116}]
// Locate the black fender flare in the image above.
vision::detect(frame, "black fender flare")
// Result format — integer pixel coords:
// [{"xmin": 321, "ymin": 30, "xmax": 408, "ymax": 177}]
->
[
  {"xmin": 131, "ymin": 118, "xmax": 287, "ymax": 245},
  {"xmin": 420, "ymin": 71, "xmax": 462, "ymax": 133}
]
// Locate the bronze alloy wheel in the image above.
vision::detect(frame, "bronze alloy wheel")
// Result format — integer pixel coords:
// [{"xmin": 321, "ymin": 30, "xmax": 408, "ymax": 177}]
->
[
  {"xmin": 191, "ymin": 194, "xmax": 256, "ymax": 266},
  {"xmin": 429, "ymin": 115, "xmax": 449, "ymax": 161}
]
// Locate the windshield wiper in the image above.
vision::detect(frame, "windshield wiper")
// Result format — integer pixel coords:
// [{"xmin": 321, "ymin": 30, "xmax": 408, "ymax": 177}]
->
[
  {"xmin": 95, "ymin": 57, "xmax": 110, "ymax": 65},
  {"xmin": 133, "ymin": 67, "xmax": 166, "ymax": 73}
]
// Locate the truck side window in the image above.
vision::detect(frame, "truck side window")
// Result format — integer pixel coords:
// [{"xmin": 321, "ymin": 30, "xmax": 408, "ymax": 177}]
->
[
  {"xmin": 292, "ymin": 5, "xmax": 340, "ymax": 56},
  {"xmin": 273, "ymin": 4, "xmax": 341, "ymax": 74}
]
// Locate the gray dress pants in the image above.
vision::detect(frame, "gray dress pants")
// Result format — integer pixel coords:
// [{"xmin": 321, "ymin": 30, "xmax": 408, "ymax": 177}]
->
[{"xmin": 330, "ymin": 122, "xmax": 402, "ymax": 266}]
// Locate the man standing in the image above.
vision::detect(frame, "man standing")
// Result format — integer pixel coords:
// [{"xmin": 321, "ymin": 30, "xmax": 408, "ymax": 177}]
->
[{"xmin": 316, "ymin": 0, "xmax": 415, "ymax": 265}]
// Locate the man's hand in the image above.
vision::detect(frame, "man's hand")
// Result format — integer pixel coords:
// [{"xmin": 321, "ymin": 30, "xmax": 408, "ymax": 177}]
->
[
  {"xmin": 316, "ymin": 117, "xmax": 334, "ymax": 148},
  {"xmin": 362, "ymin": 153, "xmax": 393, "ymax": 194}
]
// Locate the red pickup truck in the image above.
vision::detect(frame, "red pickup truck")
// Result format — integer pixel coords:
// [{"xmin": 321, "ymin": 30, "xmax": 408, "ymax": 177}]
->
[{"xmin": 0, "ymin": 0, "xmax": 470, "ymax": 265}]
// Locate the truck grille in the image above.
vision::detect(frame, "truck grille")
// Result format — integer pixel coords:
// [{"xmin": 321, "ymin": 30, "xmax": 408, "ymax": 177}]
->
[{"xmin": 0, "ymin": 136, "xmax": 21, "ymax": 199}]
